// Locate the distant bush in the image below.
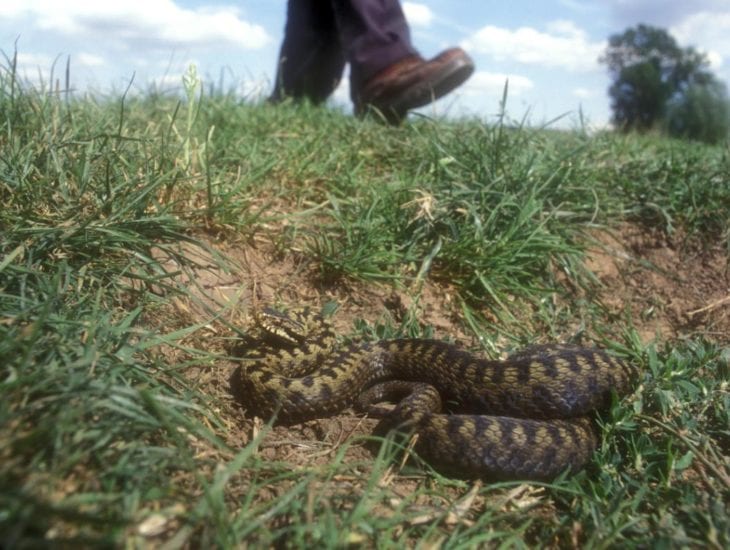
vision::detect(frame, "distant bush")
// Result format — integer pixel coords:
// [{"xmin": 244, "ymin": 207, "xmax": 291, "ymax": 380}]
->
[{"xmin": 664, "ymin": 80, "xmax": 730, "ymax": 144}]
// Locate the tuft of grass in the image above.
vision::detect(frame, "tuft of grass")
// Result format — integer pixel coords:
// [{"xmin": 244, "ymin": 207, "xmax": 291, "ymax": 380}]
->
[{"xmin": 592, "ymin": 133, "xmax": 730, "ymax": 238}]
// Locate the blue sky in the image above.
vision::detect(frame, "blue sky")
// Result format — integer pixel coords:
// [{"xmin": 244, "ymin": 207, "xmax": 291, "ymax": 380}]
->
[{"xmin": 2, "ymin": 1, "xmax": 729, "ymax": 128}]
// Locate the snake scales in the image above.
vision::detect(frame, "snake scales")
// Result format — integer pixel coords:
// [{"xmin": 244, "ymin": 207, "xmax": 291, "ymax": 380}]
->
[{"xmin": 233, "ymin": 307, "xmax": 636, "ymax": 480}]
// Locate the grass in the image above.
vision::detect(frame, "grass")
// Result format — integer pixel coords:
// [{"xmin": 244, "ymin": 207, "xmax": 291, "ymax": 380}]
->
[{"xmin": 1, "ymin": 58, "xmax": 729, "ymax": 548}]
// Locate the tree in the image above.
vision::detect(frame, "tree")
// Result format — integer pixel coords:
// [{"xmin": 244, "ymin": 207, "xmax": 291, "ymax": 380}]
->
[{"xmin": 600, "ymin": 24, "xmax": 714, "ymax": 132}]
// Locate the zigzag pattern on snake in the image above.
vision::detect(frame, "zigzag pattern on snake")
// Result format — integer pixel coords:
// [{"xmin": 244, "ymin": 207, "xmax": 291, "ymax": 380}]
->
[{"xmin": 232, "ymin": 307, "xmax": 636, "ymax": 480}]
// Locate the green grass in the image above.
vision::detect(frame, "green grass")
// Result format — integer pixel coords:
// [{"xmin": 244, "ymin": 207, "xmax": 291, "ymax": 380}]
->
[{"xmin": 1, "ymin": 59, "xmax": 729, "ymax": 548}]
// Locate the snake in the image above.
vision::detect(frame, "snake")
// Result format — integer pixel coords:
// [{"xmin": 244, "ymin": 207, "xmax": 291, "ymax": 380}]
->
[{"xmin": 232, "ymin": 307, "xmax": 636, "ymax": 480}]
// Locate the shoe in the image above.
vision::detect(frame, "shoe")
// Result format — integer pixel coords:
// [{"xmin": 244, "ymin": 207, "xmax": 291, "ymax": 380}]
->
[{"xmin": 354, "ymin": 47, "xmax": 475, "ymax": 124}]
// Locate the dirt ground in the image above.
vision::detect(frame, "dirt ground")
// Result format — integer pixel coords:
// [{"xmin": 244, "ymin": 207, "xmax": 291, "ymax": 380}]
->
[
  {"xmin": 148, "ymin": 222, "xmax": 729, "ymax": 489},
  {"xmin": 582, "ymin": 224, "xmax": 729, "ymax": 343}
]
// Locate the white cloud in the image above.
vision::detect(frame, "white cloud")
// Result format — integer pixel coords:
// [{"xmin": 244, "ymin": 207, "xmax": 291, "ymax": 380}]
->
[
  {"xmin": 462, "ymin": 21, "xmax": 605, "ymax": 72},
  {"xmin": 77, "ymin": 53, "xmax": 105, "ymax": 67},
  {"xmin": 403, "ymin": 2, "xmax": 434, "ymax": 28},
  {"xmin": 2, "ymin": 0, "xmax": 270, "ymax": 50},
  {"xmin": 573, "ymin": 87, "xmax": 595, "ymax": 99},
  {"xmin": 460, "ymin": 71, "xmax": 534, "ymax": 97},
  {"xmin": 15, "ymin": 52, "xmax": 53, "ymax": 66},
  {"xmin": 706, "ymin": 51, "xmax": 724, "ymax": 70},
  {"xmin": 0, "ymin": 2, "xmax": 24, "ymax": 18},
  {"xmin": 671, "ymin": 11, "xmax": 730, "ymax": 71}
]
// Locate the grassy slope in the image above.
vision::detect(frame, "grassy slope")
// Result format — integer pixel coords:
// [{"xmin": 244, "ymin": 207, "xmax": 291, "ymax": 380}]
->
[{"xmin": 1, "ymin": 69, "xmax": 729, "ymax": 548}]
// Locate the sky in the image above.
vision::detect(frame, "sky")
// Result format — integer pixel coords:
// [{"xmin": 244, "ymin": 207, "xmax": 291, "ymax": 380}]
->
[{"xmin": 1, "ymin": 0, "xmax": 729, "ymax": 129}]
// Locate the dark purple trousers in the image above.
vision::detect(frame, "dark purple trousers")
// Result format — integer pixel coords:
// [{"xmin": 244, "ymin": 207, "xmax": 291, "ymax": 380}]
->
[{"xmin": 270, "ymin": 0, "xmax": 418, "ymax": 103}]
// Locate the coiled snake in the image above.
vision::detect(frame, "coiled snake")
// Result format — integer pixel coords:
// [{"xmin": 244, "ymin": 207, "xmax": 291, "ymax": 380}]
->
[{"xmin": 232, "ymin": 307, "xmax": 636, "ymax": 480}]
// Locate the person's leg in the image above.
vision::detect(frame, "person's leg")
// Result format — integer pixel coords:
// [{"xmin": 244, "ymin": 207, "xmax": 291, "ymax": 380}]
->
[
  {"xmin": 270, "ymin": 0, "xmax": 346, "ymax": 103},
  {"xmin": 331, "ymin": 0, "xmax": 475, "ymax": 123},
  {"xmin": 330, "ymin": 0, "xmax": 417, "ymax": 94}
]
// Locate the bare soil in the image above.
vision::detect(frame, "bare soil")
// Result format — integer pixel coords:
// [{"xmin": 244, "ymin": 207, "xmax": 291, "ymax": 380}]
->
[
  {"xmin": 146, "ymin": 221, "xmax": 728, "ymax": 460},
  {"xmin": 141, "ymin": 222, "xmax": 729, "ymax": 529},
  {"xmin": 585, "ymin": 224, "xmax": 729, "ymax": 343}
]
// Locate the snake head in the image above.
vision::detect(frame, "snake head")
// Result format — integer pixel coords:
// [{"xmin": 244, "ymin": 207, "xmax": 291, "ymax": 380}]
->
[{"xmin": 253, "ymin": 307, "xmax": 312, "ymax": 347}]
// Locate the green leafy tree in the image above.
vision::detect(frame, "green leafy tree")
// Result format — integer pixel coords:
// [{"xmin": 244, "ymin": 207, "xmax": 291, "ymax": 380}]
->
[{"xmin": 600, "ymin": 24, "xmax": 714, "ymax": 132}]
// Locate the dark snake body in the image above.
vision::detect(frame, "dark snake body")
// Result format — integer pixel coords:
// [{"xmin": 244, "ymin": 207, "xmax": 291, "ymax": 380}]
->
[{"xmin": 233, "ymin": 308, "xmax": 636, "ymax": 480}]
